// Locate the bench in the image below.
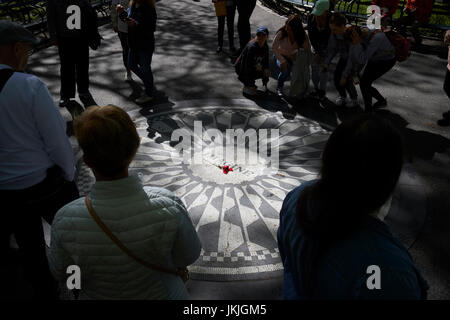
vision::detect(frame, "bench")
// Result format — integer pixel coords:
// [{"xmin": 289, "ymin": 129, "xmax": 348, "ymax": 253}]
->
[
  {"xmin": 275, "ymin": 0, "xmax": 449, "ymax": 41},
  {"xmin": 396, "ymin": 0, "xmax": 450, "ymax": 41},
  {"xmin": 0, "ymin": 0, "xmax": 113, "ymax": 40},
  {"xmin": 0, "ymin": 0, "xmax": 48, "ymax": 38},
  {"xmin": 260, "ymin": 0, "xmax": 314, "ymax": 22}
]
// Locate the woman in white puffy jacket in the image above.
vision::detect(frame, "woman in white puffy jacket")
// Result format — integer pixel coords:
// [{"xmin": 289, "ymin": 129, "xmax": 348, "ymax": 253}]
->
[{"xmin": 48, "ymin": 105, "xmax": 202, "ymax": 299}]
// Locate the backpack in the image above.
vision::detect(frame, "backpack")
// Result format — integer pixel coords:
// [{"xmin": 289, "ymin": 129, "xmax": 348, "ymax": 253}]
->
[
  {"xmin": 384, "ymin": 30, "xmax": 411, "ymax": 62},
  {"xmin": 369, "ymin": 29, "xmax": 411, "ymax": 62}
]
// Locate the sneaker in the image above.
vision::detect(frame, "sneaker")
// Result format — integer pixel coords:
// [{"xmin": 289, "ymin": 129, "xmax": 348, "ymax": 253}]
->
[
  {"xmin": 243, "ymin": 86, "xmax": 257, "ymax": 96},
  {"xmin": 78, "ymin": 92, "xmax": 97, "ymax": 108},
  {"xmin": 125, "ymin": 70, "xmax": 132, "ymax": 81},
  {"xmin": 373, "ymin": 98, "xmax": 387, "ymax": 109},
  {"xmin": 335, "ymin": 96, "xmax": 346, "ymax": 107},
  {"xmin": 135, "ymin": 93, "xmax": 153, "ymax": 104},
  {"xmin": 348, "ymin": 98, "xmax": 359, "ymax": 108}
]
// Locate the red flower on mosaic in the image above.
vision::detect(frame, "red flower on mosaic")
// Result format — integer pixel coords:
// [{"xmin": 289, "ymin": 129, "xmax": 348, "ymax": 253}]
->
[{"xmin": 221, "ymin": 165, "xmax": 233, "ymax": 174}]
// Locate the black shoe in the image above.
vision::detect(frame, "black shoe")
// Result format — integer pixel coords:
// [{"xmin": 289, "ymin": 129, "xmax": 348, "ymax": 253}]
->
[
  {"xmin": 216, "ymin": 46, "xmax": 222, "ymax": 53},
  {"xmin": 59, "ymin": 98, "xmax": 71, "ymax": 108},
  {"xmin": 373, "ymin": 98, "xmax": 387, "ymax": 109},
  {"xmin": 78, "ymin": 92, "xmax": 97, "ymax": 108},
  {"xmin": 437, "ymin": 118, "xmax": 450, "ymax": 126}
]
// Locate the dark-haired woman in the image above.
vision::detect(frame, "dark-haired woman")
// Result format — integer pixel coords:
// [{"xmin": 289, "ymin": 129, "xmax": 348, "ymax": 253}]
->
[
  {"xmin": 117, "ymin": 0, "xmax": 157, "ymax": 105},
  {"xmin": 277, "ymin": 114, "xmax": 428, "ymax": 299},
  {"xmin": 272, "ymin": 15, "xmax": 311, "ymax": 97}
]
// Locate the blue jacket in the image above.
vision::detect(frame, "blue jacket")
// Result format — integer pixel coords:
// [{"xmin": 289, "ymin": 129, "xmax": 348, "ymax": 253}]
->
[{"xmin": 277, "ymin": 181, "xmax": 429, "ymax": 300}]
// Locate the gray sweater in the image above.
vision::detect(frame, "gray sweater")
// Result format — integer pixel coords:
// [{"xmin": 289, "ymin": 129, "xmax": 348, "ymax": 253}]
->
[{"xmin": 350, "ymin": 30, "xmax": 396, "ymax": 66}]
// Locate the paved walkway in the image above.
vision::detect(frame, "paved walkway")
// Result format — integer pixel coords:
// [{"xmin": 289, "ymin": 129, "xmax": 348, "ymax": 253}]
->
[{"xmin": 10, "ymin": 0, "xmax": 450, "ymax": 299}]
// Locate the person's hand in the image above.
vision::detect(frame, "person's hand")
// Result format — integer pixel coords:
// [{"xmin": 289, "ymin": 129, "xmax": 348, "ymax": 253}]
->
[
  {"xmin": 116, "ymin": 4, "xmax": 124, "ymax": 13},
  {"xmin": 113, "ymin": 26, "xmax": 118, "ymax": 33},
  {"xmin": 127, "ymin": 18, "xmax": 137, "ymax": 27},
  {"xmin": 339, "ymin": 78, "xmax": 347, "ymax": 86},
  {"xmin": 256, "ymin": 64, "xmax": 263, "ymax": 72},
  {"xmin": 280, "ymin": 61, "xmax": 287, "ymax": 72}
]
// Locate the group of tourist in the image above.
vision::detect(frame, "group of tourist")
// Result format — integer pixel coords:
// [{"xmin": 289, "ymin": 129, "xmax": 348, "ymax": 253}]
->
[
  {"xmin": 0, "ymin": 0, "xmax": 448, "ymax": 300},
  {"xmin": 231, "ymin": 0, "xmax": 449, "ymax": 118}
]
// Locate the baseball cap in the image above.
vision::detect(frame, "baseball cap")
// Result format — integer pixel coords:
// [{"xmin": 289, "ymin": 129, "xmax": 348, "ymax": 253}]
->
[
  {"xmin": 256, "ymin": 26, "xmax": 269, "ymax": 36},
  {"xmin": 311, "ymin": 0, "xmax": 330, "ymax": 16},
  {"xmin": 0, "ymin": 20, "xmax": 39, "ymax": 46}
]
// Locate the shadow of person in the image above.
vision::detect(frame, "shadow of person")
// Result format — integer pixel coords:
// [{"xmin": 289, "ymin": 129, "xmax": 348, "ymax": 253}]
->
[
  {"xmin": 243, "ymin": 90, "xmax": 296, "ymax": 119},
  {"xmin": 137, "ymin": 89, "xmax": 174, "ymax": 112},
  {"xmin": 288, "ymin": 96, "xmax": 340, "ymax": 129},
  {"xmin": 375, "ymin": 109, "xmax": 450, "ymax": 162},
  {"xmin": 126, "ymin": 79, "xmax": 144, "ymax": 101},
  {"xmin": 145, "ymin": 114, "xmax": 181, "ymax": 147}
]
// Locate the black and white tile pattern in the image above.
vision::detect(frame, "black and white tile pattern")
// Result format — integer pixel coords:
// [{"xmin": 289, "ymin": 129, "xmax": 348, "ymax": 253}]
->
[{"xmin": 74, "ymin": 99, "xmax": 426, "ymax": 281}]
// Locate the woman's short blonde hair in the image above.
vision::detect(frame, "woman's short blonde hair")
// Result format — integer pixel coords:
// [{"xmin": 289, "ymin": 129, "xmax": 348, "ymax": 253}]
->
[{"xmin": 74, "ymin": 105, "xmax": 140, "ymax": 177}]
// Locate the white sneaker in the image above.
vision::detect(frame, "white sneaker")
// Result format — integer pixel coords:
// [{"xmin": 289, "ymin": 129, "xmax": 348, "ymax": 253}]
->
[
  {"xmin": 135, "ymin": 93, "xmax": 153, "ymax": 104},
  {"xmin": 125, "ymin": 71, "xmax": 132, "ymax": 81},
  {"xmin": 335, "ymin": 96, "xmax": 346, "ymax": 106},
  {"xmin": 348, "ymin": 98, "xmax": 359, "ymax": 108}
]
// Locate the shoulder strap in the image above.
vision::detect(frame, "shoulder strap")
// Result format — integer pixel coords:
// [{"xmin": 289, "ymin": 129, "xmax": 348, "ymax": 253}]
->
[
  {"xmin": 84, "ymin": 196, "xmax": 182, "ymax": 277},
  {"xmin": 0, "ymin": 69, "xmax": 14, "ymax": 94}
]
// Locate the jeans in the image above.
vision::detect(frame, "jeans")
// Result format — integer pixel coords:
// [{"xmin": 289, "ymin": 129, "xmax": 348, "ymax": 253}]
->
[
  {"xmin": 311, "ymin": 53, "xmax": 328, "ymax": 94},
  {"xmin": 276, "ymin": 56, "xmax": 293, "ymax": 89},
  {"xmin": 57, "ymin": 37, "xmax": 90, "ymax": 99},
  {"xmin": 128, "ymin": 43, "xmax": 155, "ymax": 97},
  {"xmin": 360, "ymin": 58, "xmax": 396, "ymax": 112},
  {"xmin": 118, "ymin": 31, "xmax": 130, "ymax": 70},
  {"xmin": 334, "ymin": 57, "xmax": 358, "ymax": 100},
  {"xmin": 0, "ymin": 166, "xmax": 79, "ymax": 300},
  {"xmin": 217, "ymin": 4, "xmax": 236, "ymax": 49},
  {"xmin": 236, "ymin": 0, "xmax": 257, "ymax": 49}
]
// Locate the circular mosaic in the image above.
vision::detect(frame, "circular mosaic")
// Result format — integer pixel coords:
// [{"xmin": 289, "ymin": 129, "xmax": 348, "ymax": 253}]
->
[
  {"xmin": 74, "ymin": 99, "xmax": 426, "ymax": 281},
  {"xmin": 75, "ymin": 99, "xmax": 328, "ymax": 280}
]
